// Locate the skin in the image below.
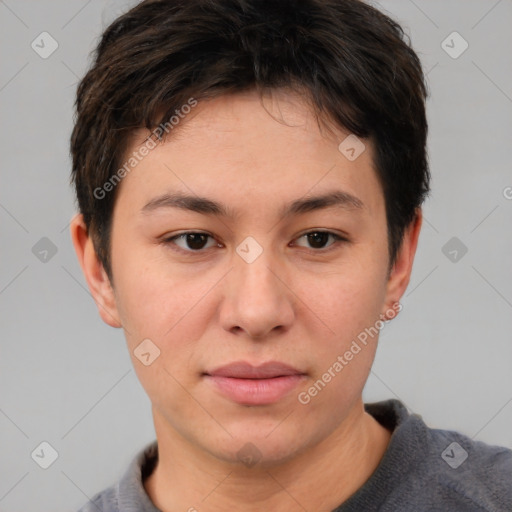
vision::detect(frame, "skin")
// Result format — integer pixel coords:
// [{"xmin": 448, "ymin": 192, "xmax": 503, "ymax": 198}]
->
[{"xmin": 71, "ymin": 88, "xmax": 422, "ymax": 511}]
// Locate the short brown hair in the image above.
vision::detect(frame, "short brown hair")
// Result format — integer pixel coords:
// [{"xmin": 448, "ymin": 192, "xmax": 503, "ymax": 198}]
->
[{"xmin": 70, "ymin": 0, "xmax": 430, "ymax": 280}]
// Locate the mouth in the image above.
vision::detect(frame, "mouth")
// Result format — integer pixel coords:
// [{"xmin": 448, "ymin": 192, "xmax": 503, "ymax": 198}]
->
[{"xmin": 203, "ymin": 361, "xmax": 307, "ymax": 405}]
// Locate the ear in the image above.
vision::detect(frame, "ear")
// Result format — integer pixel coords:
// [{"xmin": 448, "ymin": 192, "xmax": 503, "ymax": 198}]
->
[
  {"xmin": 69, "ymin": 213, "xmax": 122, "ymax": 328},
  {"xmin": 382, "ymin": 209, "xmax": 423, "ymax": 316}
]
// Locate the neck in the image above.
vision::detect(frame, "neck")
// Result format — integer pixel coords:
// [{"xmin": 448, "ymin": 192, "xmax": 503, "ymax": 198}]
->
[{"xmin": 144, "ymin": 399, "xmax": 391, "ymax": 511}]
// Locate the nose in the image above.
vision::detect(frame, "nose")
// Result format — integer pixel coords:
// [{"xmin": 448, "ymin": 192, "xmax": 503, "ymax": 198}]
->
[{"xmin": 219, "ymin": 248, "xmax": 295, "ymax": 340}]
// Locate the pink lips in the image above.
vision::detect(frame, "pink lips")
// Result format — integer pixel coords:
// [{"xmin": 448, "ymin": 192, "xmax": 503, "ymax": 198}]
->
[{"xmin": 204, "ymin": 361, "xmax": 306, "ymax": 405}]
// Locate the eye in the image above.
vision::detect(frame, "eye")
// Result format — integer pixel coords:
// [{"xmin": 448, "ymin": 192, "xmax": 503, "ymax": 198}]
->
[
  {"xmin": 162, "ymin": 230, "xmax": 347, "ymax": 255},
  {"xmin": 163, "ymin": 232, "xmax": 220, "ymax": 253},
  {"xmin": 293, "ymin": 230, "xmax": 347, "ymax": 251}
]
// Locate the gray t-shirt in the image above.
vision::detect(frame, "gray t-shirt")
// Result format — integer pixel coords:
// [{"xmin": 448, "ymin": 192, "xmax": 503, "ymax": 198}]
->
[{"xmin": 77, "ymin": 399, "xmax": 512, "ymax": 511}]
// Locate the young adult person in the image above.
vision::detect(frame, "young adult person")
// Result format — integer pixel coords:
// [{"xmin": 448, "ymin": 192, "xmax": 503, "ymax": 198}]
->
[{"xmin": 69, "ymin": 1, "xmax": 512, "ymax": 510}]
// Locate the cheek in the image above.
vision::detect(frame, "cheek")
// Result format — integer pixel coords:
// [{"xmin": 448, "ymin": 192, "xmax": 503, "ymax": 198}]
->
[
  {"xmin": 116, "ymin": 270, "xmax": 202, "ymax": 341},
  {"xmin": 112, "ymin": 253, "xmax": 225, "ymax": 379},
  {"xmin": 295, "ymin": 272, "xmax": 386, "ymax": 416},
  {"xmin": 295, "ymin": 259, "xmax": 387, "ymax": 384},
  {"xmin": 114, "ymin": 266, "xmax": 210, "ymax": 405},
  {"xmin": 300, "ymin": 258, "xmax": 387, "ymax": 334}
]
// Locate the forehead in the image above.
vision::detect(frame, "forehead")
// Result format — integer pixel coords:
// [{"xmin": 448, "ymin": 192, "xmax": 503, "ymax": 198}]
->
[{"xmin": 115, "ymin": 89, "xmax": 383, "ymax": 220}]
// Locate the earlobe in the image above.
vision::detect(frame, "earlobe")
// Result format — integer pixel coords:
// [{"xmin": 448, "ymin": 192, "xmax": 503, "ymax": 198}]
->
[
  {"xmin": 69, "ymin": 213, "xmax": 122, "ymax": 328},
  {"xmin": 382, "ymin": 209, "xmax": 423, "ymax": 315}
]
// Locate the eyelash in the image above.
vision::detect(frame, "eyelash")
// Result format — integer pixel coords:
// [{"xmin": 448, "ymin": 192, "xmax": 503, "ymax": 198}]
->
[{"xmin": 161, "ymin": 230, "xmax": 348, "ymax": 255}]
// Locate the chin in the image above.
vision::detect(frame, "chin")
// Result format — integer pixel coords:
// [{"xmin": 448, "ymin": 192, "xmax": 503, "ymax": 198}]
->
[{"xmin": 198, "ymin": 420, "xmax": 314, "ymax": 468}]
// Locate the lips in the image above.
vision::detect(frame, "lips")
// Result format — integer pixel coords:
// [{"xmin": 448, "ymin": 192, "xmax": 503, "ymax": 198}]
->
[
  {"xmin": 204, "ymin": 361, "xmax": 306, "ymax": 405},
  {"xmin": 206, "ymin": 361, "xmax": 304, "ymax": 379}
]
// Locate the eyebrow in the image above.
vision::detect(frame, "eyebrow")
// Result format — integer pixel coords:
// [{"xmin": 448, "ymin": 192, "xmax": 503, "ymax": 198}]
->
[{"xmin": 141, "ymin": 190, "xmax": 364, "ymax": 219}]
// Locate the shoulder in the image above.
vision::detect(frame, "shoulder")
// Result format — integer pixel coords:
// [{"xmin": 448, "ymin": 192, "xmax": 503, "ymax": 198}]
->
[
  {"xmin": 357, "ymin": 400, "xmax": 512, "ymax": 512},
  {"xmin": 420, "ymin": 424, "xmax": 512, "ymax": 510}
]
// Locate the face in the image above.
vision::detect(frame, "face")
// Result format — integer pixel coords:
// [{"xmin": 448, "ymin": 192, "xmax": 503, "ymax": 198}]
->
[{"xmin": 74, "ymin": 89, "xmax": 418, "ymax": 466}]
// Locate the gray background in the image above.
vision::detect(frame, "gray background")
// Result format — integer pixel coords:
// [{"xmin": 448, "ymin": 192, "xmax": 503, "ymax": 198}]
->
[{"xmin": 1, "ymin": 0, "xmax": 511, "ymax": 510}]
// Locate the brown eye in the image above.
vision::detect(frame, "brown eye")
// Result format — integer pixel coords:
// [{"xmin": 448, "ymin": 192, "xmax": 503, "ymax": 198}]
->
[
  {"xmin": 294, "ymin": 231, "xmax": 346, "ymax": 251},
  {"xmin": 164, "ymin": 232, "xmax": 218, "ymax": 252},
  {"xmin": 306, "ymin": 232, "xmax": 330, "ymax": 249}
]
